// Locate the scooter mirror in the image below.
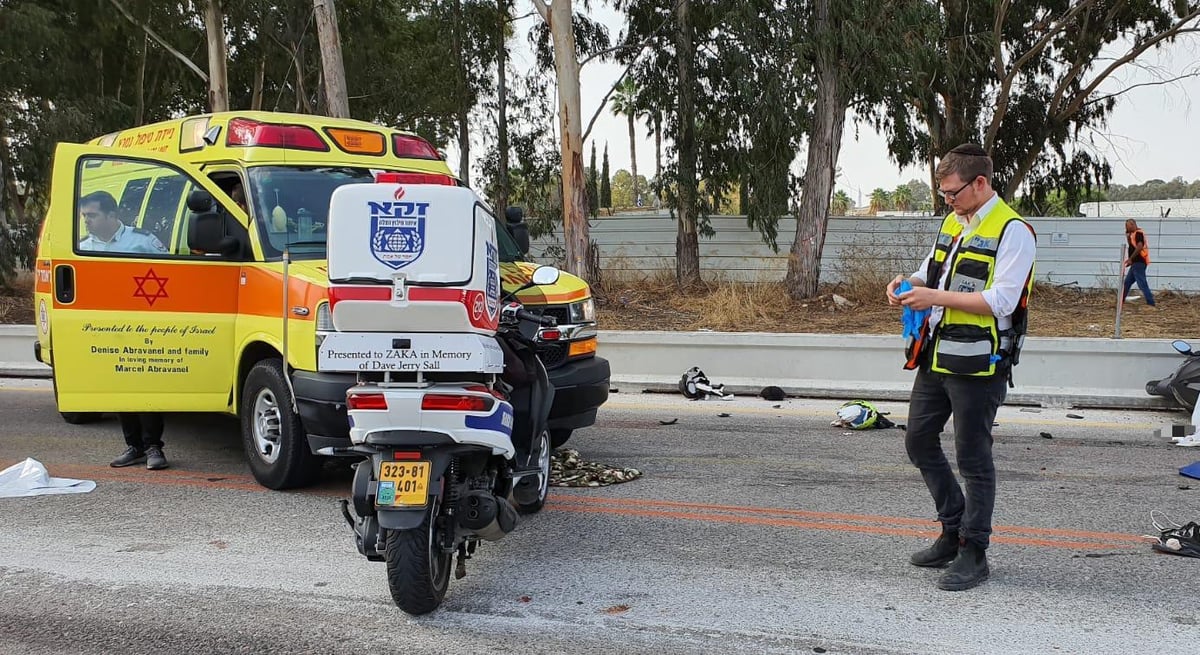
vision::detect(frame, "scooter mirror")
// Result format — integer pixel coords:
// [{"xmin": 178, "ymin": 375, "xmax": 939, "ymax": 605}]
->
[
  {"xmin": 1172, "ymin": 339, "xmax": 1194, "ymax": 356},
  {"xmin": 531, "ymin": 266, "xmax": 560, "ymax": 286}
]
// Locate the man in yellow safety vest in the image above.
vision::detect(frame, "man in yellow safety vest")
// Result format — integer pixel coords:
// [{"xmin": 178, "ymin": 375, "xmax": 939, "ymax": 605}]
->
[{"xmin": 886, "ymin": 143, "xmax": 1037, "ymax": 592}]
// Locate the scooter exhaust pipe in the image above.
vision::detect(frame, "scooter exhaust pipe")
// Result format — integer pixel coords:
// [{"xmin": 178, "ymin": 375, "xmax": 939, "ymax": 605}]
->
[{"xmin": 457, "ymin": 490, "xmax": 518, "ymax": 541}]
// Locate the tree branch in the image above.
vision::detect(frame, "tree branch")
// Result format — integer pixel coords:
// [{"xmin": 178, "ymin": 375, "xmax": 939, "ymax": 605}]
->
[
  {"xmin": 582, "ymin": 57, "xmax": 638, "ymax": 143},
  {"xmin": 529, "ymin": 0, "xmax": 549, "ymax": 23},
  {"xmin": 1061, "ymin": 9, "xmax": 1200, "ymax": 120},
  {"xmin": 108, "ymin": 0, "xmax": 208, "ymax": 82},
  {"xmin": 1083, "ymin": 71, "xmax": 1200, "ymax": 107},
  {"xmin": 984, "ymin": 0, "xmax": 1096, "ymax": 149}
]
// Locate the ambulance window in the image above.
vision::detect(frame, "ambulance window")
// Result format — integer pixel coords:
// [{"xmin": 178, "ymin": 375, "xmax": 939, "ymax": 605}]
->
[
  {"xmin": 142, "ymin": 175, "xmax": 187, "ymax": 246},
  {"xmin": 118, "ymin": 178, "xmax": 151, "ymax": 219},
  {"xmin": 74, "ymin": 156, "xmax": 183, "ymax": 258}
]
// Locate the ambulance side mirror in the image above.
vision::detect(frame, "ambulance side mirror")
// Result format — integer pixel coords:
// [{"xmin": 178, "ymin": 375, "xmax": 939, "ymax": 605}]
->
[
  {"xmin": 505, "ymin": 206, "xmax": 530, "ymax": 255},
  {"xmin": 531, "ymin": 266, "xmax": 560, "ymax": 286}
]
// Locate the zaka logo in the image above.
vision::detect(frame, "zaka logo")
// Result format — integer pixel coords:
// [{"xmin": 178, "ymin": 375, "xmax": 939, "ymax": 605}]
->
[
  {"xmin": 485, "ymin": 242, "xmax": 500, "ymax": 318},
  {"xmin": 368, "ymin": 200, "xmax": 430, "ymax": 270},
  {"xmin": 394, "ymin": 187, "xmax": 406, "ymax": 200}
]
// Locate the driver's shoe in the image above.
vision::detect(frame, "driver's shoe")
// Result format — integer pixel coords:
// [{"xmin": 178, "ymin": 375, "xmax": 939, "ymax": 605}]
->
[
  {"xmin": 910, "ymin": 529, "xmax": 959, "ymax": 568},
  {"xmin": 110, "ymin": 446, "xmax": 146, "ymax": 468},
  {"xmin": 937, "ymin": 541, "xmax": 990, "ymax": 591}
]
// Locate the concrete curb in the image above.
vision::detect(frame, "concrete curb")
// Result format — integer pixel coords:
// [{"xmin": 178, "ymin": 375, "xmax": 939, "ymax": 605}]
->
[{"xmin": 0, "ymin": 324, "xmax": 1191, "ymax": 410}]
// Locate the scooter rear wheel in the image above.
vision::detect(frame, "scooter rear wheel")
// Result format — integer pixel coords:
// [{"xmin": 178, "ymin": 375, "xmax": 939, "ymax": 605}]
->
[{"xmin": 384, "ymin": 500, "xmax": 452, "ymax": 615}]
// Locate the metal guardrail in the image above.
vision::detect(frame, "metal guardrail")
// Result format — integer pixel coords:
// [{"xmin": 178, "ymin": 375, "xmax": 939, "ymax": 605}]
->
[{"xmin": 0, "ymin": 325, "xmax": 1189, "ymax": 409}]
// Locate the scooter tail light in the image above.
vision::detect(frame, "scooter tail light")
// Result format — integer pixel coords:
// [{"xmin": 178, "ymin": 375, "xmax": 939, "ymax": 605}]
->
[
  {"xmin": 348, "ymin": 393, "xmax": 388, "ymax": 410},
  {"xmin": 421, "ymin": 393, "xmax": 493, "ymax": 412}
]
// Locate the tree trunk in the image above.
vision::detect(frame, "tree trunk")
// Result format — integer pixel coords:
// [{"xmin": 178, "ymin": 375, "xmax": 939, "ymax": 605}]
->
[
  {"xmin": 295, "ymin": 39, "xmax": 311, "ymax": 113},
  {"xmin": 654, "ymin": 112, "xmax": 662, "ymax": 207},
  {"xmin": 542, "ymin": 0, "xmax": 592, "ymax": 281},
  {"xmin": 313, "ymin": 0, "xmax": 350, "ymax": 118},
  {"xmin": 449, "ymin": 0, "xmax": 470, "ymax": 185},
  {"xmin": 627, "ymin": 113, "xmax": 638, "ymax": 206},
  {"xmin": 251, "ymin": 56, "xmax": 265, "ymax": 110},
  {"xmin": 785, "ymin": 0, "xmax": 847, "ymax": 299},
  {"xmin": 203, "ymin": 0, "xmax": 229, "ymax": 112},
  {"xmin": 0, "ymin": 118, "xmax": 25, "ymax": 226},
  {"xmin": 674, "ymin": 0, "xmax": 700, "ymax": 288},
  {"xmin": 495, "ymin": 0, "xmax": 510, "ymax": 213},
  {"xmin": 134, "ymin": 33, "xmax": 147, "ymax": 124}
]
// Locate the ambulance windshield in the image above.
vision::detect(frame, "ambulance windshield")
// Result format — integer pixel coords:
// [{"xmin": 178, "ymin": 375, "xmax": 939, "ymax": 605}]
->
[{"xmin": 245, "ymin": 165, "xmax": 524, "ymax": 262}]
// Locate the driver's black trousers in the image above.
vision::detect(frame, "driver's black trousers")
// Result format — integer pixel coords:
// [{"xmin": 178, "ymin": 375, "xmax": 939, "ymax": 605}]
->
[
  {"xmin": 903, "ymin": 363, "xmax": 1009, "ymax": 550},
  {"xmin": 119, "ymin": 412, "xmax": 165, "ymax": 451}
]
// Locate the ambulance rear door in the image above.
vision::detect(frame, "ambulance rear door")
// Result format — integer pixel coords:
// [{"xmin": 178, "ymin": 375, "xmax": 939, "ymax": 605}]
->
[{"xmin": 48, "ymin": 143, "xmax": 250, "ymax": 413}]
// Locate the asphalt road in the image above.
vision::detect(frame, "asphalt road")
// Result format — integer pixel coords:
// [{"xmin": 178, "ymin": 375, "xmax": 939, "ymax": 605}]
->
[{"xmin": 2, "ymin": 378, "xmax": 1199, "ymax": 654}]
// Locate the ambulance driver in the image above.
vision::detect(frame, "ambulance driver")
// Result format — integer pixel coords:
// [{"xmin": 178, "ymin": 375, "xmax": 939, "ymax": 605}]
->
[{"xmin": 77, "ymin": 190, "xmax": 169, "ymax": 254}]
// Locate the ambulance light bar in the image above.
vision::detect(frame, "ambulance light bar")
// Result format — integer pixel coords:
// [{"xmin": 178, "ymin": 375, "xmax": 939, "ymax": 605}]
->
[
  {"xmin": 226, "ymin": 118, "xmax": 330, "ymax": 151},
  {"xmin": 393, "ymin": 134, "xmax": 443, "ymax": 160},
  {"xmin": 374, "ymin": 171, "xmax": 457, "ymax": 186}
]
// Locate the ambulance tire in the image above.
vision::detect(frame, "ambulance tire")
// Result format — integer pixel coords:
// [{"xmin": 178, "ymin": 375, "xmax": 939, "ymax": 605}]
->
[
  {"xmin": 241, "ymin": 359, "xmax": 322, "ymax": 490},
  {"xmin": 549, "ymin": 429, "xmax": 572, "ymax": 449}
]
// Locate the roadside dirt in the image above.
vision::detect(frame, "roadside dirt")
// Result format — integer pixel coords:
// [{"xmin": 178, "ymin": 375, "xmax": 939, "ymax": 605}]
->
[{"xmin": 593, "ymin": 277, "xmax": 1200, "ymax": 340}]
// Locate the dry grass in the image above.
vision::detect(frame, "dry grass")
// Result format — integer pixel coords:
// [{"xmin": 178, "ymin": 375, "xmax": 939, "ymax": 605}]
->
[
  {"xmin": 0, "ymin": 270, "xmax": 35, "ymax": 324},
  {"xmin": 595, "ymin": 266, "xmax": 1200, "ymax": 339}
]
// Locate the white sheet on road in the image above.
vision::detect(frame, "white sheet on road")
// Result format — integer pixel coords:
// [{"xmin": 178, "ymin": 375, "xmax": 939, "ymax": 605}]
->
[{"xmin": 0, "ymin": 457, "xmax": 95, "ymax": 498}]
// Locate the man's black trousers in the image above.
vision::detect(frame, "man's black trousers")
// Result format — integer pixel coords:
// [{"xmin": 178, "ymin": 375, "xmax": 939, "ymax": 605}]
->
[{"xmin": 904, "ymin": 364, "xmax": 1009, "ymax": 549}]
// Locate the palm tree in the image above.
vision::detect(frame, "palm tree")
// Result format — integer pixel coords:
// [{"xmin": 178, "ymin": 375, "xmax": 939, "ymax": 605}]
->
[
  {"xmin": 892, "ymin": 185, "xmax": 913, "ymax": 212},
  {"xmin": 610, "ymin": 78, "xmax": 639, "ymax": 206},
  {"xmin": 831, "ymin": 190, "xmax": 852, "ymax": 215},
  {"xmin": 869, "ymin": 188, "xmax": 891, "ymax": 215}
]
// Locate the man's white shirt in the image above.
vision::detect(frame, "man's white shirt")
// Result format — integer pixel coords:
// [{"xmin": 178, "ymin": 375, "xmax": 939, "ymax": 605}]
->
[
  {"xmin": 910, "ymin": 192, "xmax": 1037, "ymax": 336},
  {"xmin": 79, "ymin": 223, "xmax": 168, "ymax": 254}
]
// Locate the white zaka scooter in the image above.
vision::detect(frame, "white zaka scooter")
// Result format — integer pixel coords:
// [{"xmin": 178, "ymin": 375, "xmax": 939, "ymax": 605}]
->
[{"xmin": 314, "ymin": 175, "xmax": 558, "ymax": 615}]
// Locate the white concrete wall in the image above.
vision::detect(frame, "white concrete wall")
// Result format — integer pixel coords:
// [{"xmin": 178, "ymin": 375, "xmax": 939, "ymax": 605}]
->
[{"xmin": 531, "ymin": 214, "xmax": 1200, "ymax": 290}]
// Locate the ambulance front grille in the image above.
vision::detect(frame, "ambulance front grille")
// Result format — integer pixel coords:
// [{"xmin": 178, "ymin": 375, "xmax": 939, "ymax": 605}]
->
[{"xmin": 536, "ymin": 342, "xmax": 570, "ymax": 369}]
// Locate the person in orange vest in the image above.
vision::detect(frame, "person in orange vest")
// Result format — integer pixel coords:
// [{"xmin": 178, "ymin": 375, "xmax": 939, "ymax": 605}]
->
[{"xmin": 1122, "ymin": 219, "xmax": 1157, "ymax": 307}]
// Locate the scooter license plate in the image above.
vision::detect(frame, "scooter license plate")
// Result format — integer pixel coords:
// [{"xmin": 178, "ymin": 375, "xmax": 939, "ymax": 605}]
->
[{"xmin": 376, "ymin": 461, "xmax": 431, "ymax": 507}]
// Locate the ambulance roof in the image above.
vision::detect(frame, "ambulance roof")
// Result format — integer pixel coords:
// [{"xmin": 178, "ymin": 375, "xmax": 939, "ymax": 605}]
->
[{"xmin": 86, "ymin": 111, "xmax": 458, "ymax": 177}]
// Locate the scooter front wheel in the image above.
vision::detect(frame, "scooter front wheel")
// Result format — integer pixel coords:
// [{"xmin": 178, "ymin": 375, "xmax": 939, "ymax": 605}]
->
[{"xmin": 383, "ymin": 501, "xmax": 452, "ymax": 615}]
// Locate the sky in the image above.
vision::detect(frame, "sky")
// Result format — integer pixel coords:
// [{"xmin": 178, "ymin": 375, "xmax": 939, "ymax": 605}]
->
[{"xmin": 452, "ymin": 2, "xmax": 1200, "ymax": 206}]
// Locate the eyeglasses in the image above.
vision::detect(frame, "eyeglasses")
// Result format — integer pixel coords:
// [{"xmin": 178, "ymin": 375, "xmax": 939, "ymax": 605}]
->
[{"xmin": 936, "ymin": 178, "xmax": 976, "ymax": 201}]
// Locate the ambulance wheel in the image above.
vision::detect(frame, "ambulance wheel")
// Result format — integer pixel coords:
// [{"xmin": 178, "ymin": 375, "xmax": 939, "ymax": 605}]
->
[
  {"xmin": 549, "ymin": 428, "xmax": 572, "ymax": 449},
  {"xmin": 241, "ymin": 359, "xmax": 321, "ymax": 490},
  {"xmin": 60, "ymin": 412, "xmax": 102, "ymax": 425},
  {"xmin": 514, "ymin": 428, "xmax": 551, "ymax": 515}
]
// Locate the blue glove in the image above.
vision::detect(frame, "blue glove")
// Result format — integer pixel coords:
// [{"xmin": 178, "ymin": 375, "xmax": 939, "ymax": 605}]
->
[{"xmin": 896, "ymin": 280, "xmax": 930, "ymax": 340}]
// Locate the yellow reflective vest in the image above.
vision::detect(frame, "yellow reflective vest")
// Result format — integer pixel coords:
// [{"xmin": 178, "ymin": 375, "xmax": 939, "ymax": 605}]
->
[{"xmin": 924, "ymin": 199, "xmax": 1035, "ymax": 378}]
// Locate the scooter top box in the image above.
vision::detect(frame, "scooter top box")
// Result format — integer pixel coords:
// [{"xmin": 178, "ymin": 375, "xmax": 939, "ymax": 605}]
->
[{"xmin": 324, "ymin": 178, "xmax": 503, "ymax": 337}]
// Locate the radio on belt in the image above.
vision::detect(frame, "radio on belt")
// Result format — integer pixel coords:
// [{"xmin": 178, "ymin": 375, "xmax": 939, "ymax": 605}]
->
[{"xmin": 318, "ymin": 177, "xmax": 505, "ymax": 374}]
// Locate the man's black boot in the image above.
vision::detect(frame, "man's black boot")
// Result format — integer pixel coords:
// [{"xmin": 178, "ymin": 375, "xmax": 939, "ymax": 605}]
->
[
  {"xmin": 937, "ymin": 541, "xmax": 989, "ymax": 591},
  {"xmin": 910, "ymin": 529, "xmax": 959, "ymax": 568}
]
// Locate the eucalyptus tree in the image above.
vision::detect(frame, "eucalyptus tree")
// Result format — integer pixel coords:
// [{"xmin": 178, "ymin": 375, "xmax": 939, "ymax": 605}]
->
[
  {"xmin": 889, "ymin": 0, "xmax": 1200, "ymax": 212},
  {"xmin": 781, "ymin": 0, "xmax": 936, "ymax": 299}
]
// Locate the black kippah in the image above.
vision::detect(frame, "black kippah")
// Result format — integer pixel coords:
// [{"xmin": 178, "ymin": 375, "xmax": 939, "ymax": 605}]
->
[{"xmin": 949, "ymin": 143, "xmax": 988, "ymax": 157}]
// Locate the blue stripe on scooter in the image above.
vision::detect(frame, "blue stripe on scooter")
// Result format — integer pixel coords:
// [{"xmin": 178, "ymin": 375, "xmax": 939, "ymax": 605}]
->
[{"xmin": 465, "ymin": 403, "xmax": 514, "ymax": 436}]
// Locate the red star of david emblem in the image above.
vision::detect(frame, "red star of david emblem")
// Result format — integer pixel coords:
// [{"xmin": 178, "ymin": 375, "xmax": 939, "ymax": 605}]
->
[{"xmin": 132, "ymin": 268, "xmax": 169, "ymax": 306}]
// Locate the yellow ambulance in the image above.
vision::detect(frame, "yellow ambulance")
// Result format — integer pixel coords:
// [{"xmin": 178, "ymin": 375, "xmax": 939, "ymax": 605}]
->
[{"xmin": 31, "ymin": 111, "xmax": 609, "ymax": 489}]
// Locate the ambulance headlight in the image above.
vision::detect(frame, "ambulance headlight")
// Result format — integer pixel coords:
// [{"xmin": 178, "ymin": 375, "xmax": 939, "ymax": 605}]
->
[{"xmin": 568, "ymin": 298, "xmax": 596, "ymax": 324}]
